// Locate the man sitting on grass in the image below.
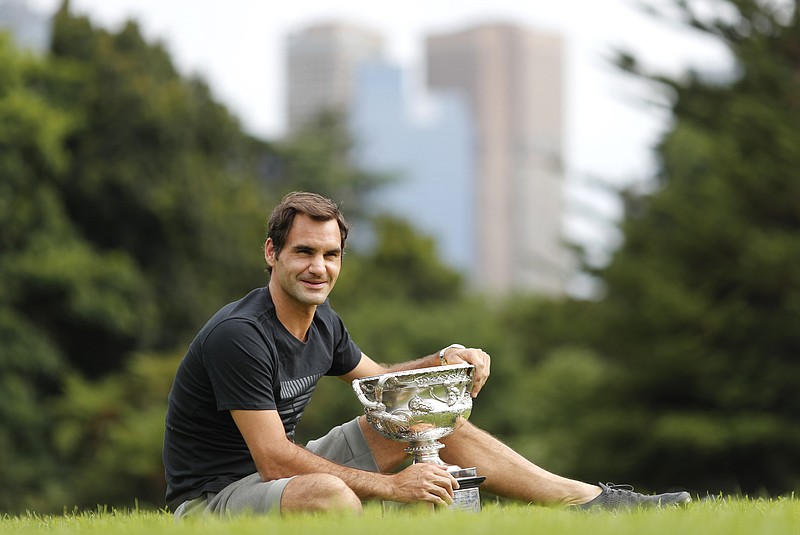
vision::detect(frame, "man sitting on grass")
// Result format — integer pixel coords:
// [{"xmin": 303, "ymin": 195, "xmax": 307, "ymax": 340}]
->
[{"xmin": 162, "ymin": 191, "xmax": 691, "ymax": 517}]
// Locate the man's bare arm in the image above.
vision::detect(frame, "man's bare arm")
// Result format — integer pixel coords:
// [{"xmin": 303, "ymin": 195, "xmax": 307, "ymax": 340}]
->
[{"xmin": 231, "ymin": 409, "xmax": 457, "ymax": 505}]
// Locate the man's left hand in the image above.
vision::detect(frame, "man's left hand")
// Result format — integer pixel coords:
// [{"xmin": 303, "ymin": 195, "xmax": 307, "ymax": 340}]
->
[{"xmin": 441, "ymin": 346, "xmax": 491, "ymax": 397}]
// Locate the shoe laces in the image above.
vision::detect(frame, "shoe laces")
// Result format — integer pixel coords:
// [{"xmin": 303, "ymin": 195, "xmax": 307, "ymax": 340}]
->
[
  {"xmin": 598, "ymin": 482, "xmax": 654, "ymax": 508},
  {"xmin": 603, "ymin": 483, "xmax": 635, "ymax": 493}
]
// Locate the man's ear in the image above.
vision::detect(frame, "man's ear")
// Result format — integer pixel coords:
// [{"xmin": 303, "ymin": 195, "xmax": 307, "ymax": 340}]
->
[{"xmin": 265, "ymin": 238, "xmax": 276, "ymax": 267}]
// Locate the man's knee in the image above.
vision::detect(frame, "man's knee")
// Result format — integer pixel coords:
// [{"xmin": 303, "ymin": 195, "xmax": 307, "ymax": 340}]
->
[{"xmin": 281, "ymin": 474, "xmax": 362, "ymax": 513}]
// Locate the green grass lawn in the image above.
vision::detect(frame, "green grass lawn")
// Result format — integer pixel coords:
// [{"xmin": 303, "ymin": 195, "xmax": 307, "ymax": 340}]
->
[{"xmin": 4, "ymin": 497, "xmax": 798, "ymax": 535}]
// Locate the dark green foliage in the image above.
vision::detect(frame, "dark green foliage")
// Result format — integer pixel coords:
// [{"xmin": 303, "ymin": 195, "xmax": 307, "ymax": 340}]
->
[
  {"xmin": 0, "ymin": 3, "xmax": 270, "ymax": 510},
  {"xmin": 51, "ymin": 352, "xmax": 180, "ymax": 510},
  {"xmin": 332, "ymin": 215, "xmax": 464, "ymax": 307},
  {"xmin": 0, "ymin": 31, "xmax": 133, "ymax": 510},
  {"xmin": 48, "ymin": 4, "xmax": 271, "ymax": 362},
  {"xmin": 565, "ymin": 0, "xmax": 800, "ymax": 495}
]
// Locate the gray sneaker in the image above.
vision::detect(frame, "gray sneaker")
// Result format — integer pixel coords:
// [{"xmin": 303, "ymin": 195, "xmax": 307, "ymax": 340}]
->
[{"xmin": 579, "ymin": 482, "xmax": 691, "ymax": 511}]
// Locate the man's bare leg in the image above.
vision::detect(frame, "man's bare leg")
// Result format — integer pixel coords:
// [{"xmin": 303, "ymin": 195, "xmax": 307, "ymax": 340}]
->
[
  {"xmin": 281, "ymin": 474, "xmax": 363, "ymax": 513},
  {"xmin": 439, "ymin": 419, "xmax": 600, "ymax": 506},
  {"xmin": 358, "ymin": 417, "xmax": 409, "ymax": 472},
  {"xmin": 359, "ymin": 416, "xmax": 600, "ymax": 507}
]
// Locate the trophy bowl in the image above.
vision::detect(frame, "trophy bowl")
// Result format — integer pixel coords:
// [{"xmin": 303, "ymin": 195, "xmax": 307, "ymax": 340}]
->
[
  {"xmin": 353, "ymin": 364, "xmax": 485, "ymax": 512},
  {"xmin": 352, "ymin": 364, "xmax": 474, "ymax": 465}
]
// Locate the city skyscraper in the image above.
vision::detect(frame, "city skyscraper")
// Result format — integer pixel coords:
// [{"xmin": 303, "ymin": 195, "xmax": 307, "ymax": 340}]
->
[
  {"xmin": 285, "ymin": 21, "xmax": 476, "ymax": 280},
  {"xmin": 349, "ymin": 61, "xmax": 475, "ymax": 275},
  {"xmin": 285, "ymin": 20, "xmax": 569, "ymax": 297},
  {"xmin": 285, "ymin": 22, "xmax": 384, "ymax": 133},
  {"xmin": 426, "ymin": 23, "xmax": 568, "ymax": 296}
]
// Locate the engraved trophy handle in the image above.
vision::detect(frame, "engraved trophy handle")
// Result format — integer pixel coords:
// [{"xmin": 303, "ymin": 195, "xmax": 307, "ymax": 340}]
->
[{"xmin": 352, "ymin": 374, "xmax": 392, "ymax": 412}]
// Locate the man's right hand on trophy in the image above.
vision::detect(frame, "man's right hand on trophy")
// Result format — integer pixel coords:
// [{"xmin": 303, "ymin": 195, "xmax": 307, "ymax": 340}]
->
[
  {"xmin": 388, "ymin": 463, "xmax": 461, "ymax": 506},
  {"xmin": 440, "ymin": 345, "xmax": 491, "ymax": 398}
]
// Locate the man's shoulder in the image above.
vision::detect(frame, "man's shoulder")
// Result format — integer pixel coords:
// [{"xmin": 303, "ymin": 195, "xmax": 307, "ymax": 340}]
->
[
  {"xmin": 211, "ymin": 287, "xmax": 271, "ymax": 322},
  {"xmin": 196, "ymin": 288, "xmax": 272, "ymax": 340}
]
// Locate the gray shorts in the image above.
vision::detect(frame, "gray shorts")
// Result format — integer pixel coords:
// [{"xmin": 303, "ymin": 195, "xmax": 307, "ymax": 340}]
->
[{"xmin": 173, "ymin": 417, "xmax": 378, "ymax": 519}]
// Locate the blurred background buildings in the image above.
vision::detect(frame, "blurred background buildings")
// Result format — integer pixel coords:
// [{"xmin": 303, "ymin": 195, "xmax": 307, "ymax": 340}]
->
[
  {"xmin": 2, "ymin": 0, "xmax": 737, "ymax": 302},
  {"xmin": 2, "ymin": 0, "xmax": 577, "ymax": 298},
  {"xmin": 3, "ymin": 0, "xmax": 572, "ymax": 297},
  {"xmin": 286, "ymin": 21, "xmax": 568, "ymax": 296},
  {"xmin": 285, "ymin": 22, "xmax": 384, "ymax": 135}
]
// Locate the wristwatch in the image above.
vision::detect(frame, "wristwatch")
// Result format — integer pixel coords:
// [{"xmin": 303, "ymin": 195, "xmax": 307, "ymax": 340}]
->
[{"xmin": 439, "ymin": 343, "xmax": 465, "ymax": 366}]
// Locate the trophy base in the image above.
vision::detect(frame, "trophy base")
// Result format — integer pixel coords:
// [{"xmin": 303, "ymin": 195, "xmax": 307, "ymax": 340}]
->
[
  {"xmin": 381, "ymin": 467, "xmax": 485, "ymax": 514},
  {"xmin": 448, "ymin": 467, "xmax": 485, "ymax": 513}
]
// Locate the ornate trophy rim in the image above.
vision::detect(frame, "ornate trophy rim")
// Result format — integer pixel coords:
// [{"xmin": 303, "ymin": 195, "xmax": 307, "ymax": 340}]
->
[{"xmin": 356, "ymin": 363, "xmax": 473, "ymax": 383}]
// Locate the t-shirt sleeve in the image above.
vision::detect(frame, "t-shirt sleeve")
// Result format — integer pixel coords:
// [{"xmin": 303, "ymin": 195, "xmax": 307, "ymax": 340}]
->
[
  {"xmin": 202, "ymin": 318, "xmax": 277, "ymax": 411},
  {"xmin": 326, "ymin": 312, "xmax": 362, "ymax": 376}
]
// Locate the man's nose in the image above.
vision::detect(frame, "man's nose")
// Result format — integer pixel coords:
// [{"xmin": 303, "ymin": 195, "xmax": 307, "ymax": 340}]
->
[{"xmin": 308, "ymin": 254, "xmax": 325, "ymax": 273}]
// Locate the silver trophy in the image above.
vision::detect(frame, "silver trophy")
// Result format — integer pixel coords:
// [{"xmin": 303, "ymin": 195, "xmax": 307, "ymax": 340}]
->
[{"xmin": 352, "ymin": 364, "xmax": 485, "ymax": 512}]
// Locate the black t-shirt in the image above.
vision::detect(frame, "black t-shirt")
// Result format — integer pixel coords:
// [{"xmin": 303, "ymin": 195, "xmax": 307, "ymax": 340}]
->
[{"xmin": 162, "ymin": 287, "xmax": 362, "ymax": 510}]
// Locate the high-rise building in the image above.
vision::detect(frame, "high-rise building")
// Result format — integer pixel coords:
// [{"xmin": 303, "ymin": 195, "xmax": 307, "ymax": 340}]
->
[
  {"xmin": 349, "ymin": 61, "xmax": 475, "ymax": 275},
  {"xmin": 286, "ymin": 21, "xmax": 476, "ymax": 279},
  {"xmin": 426, "ymin": 23, "xmax": 568, "ymax": 296},
  {"xmin": 285, "ymin": 22, "xmax": 384, "ymax": 133}
]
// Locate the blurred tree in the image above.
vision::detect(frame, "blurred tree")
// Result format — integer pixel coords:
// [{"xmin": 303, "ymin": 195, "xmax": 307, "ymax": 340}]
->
[
  {"xmin": 48, "ymin": 2, "xmax": 271, "ymax": 371},
  {"xmin": 332, "ymin": 215, "xmax": 464, "ymax": 306},
  {"xmin": 263, "ymin": 110, "xmax": 391, "ymax": 224},
  {"xmin": 569, "ymin": 0, "xmax": 800, "ymax": 495},
  {"xmin": 0, "ymin": 31, "xmax": 146, "ymax": 511},
  {"xmin": 51, "ymin": 351, "xmax": 180, "ymax": 509},
  {"xmin": 1, "ymin": 1, "xmax": 274, "ymax": 510}
]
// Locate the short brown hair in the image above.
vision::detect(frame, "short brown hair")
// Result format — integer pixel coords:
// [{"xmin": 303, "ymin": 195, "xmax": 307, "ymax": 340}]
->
[{"xmin": 266, "ymin": 191, "xmax": 349, "ymax": 273}]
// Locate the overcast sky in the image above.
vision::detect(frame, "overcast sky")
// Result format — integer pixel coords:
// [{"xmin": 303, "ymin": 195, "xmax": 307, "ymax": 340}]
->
[{"xmin": 27, "ymin": 0, "xmax": 732, "ymax": 260}]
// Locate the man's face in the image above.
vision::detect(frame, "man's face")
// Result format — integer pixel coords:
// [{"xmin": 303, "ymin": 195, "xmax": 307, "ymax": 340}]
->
[{"xmin": 265, "ymin": 214, "xmax": 342, "ymax": 308}]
